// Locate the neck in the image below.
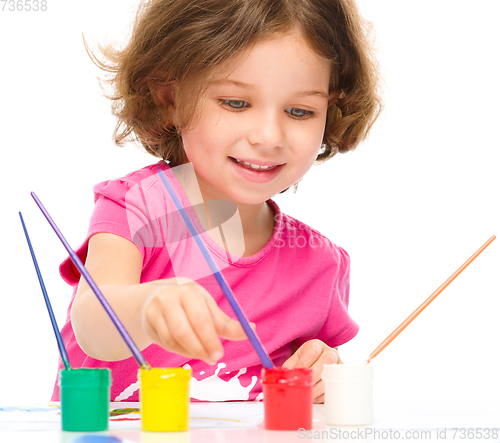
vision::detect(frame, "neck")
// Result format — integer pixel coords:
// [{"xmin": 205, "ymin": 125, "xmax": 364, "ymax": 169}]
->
[
  {"xmin": 202, "ymin": 197, "xmax": 275, "ymax": 258},
  {"xmin": 173, "ymin": 165, "xmax": 275, "ymax": 257}
]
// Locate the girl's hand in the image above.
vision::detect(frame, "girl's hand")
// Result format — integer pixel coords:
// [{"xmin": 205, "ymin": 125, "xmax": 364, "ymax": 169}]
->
[
  {"xmin": 282, "ymin": 339, "xmax": 341, "ymax": 403},
  {"xmin": 142, "ymin": 277, "xmax": 251, "ymax": 365}
]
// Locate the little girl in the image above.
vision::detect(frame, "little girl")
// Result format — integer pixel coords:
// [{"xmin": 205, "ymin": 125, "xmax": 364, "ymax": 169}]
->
[{"xmin": 52, "ymin": 0, "xmax": 381, "ymax": 403}]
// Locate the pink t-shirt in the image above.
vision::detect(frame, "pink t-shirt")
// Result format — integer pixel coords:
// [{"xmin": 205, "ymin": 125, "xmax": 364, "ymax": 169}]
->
[{"xmin": 52, "ymin": 161, "xmax": 358, "ymax": 402}]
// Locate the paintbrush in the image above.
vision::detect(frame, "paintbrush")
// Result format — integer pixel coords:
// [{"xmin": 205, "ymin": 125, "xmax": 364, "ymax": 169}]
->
[
  {"xmin": 366, "ymin": 235, "xmax": 496, "ymax": 363},
  {"xmin": 31, "ymin": 192, "xmax": 150, "ymax": 370},
  {"xmin": 19, "ymin": 211, "xmax": 71, "ymax": 370},
  {"xmin": 158, "ymin": 170, "xmax": 274, "ymax": 369}
]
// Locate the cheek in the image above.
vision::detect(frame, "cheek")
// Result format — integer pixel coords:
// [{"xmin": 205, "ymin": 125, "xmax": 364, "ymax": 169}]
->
[
  {"xmin": 290, "ymin": 121, "xmax": 325, "ymax": 160},
  {"xmin": 181, "ymin": 111, "xmax": 236, "ymax": 159},
  {"xmin": 181, "ymin": 120, "xmax": 215, "ymax": 161}
]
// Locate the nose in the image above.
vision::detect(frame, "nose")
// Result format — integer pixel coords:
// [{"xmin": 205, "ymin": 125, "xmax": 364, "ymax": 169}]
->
[{"xmin": 246, "ymin": 110, "xmax": 285, "ymax": 149}]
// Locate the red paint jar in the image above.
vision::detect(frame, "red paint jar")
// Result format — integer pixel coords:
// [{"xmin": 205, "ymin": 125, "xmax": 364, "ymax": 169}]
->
[{"xmin": 261, "ymin": 367, "xmax": 313, "ymax": 430}]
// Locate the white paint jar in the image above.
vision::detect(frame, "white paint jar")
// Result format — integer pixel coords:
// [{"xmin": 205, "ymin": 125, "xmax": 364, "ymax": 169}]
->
[{"xmin": 322, "ymin": 363, "xmax": 373, "ymax": 426}]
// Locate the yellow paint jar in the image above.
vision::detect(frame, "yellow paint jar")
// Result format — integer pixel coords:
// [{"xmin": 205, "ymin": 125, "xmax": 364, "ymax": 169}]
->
[{"xmin": 139, "ymin": 367, "xmax": 192, "ymax": 432}]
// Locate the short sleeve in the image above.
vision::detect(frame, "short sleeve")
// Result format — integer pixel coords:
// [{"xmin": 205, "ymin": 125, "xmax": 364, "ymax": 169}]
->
[
  {"xmin": 59, "ymin": 178, "xmax": 145, "ymax": 285},
  {"xmin": 289, "ymin": 241, "xmax": 359, "ymax": 350},
  {"xmin": 316, "ymin": 245, "xmax": 359, "ymax": 347},
  {"xmin": 59, "ymin": 165, "xmax": 173, "ymax": 285}
]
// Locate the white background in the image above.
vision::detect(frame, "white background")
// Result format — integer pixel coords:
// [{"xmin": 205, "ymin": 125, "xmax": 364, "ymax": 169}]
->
[{"xmin": 0, "ymin": 1, "xmax": 499, "ymax": 406}]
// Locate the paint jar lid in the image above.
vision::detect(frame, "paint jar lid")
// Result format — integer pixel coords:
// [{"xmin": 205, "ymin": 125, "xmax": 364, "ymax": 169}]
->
[
  {"xmin": 139, "ymin": 367, "xmax": 192, "ymax": 388},
  {"xmin": 261, "ymin": 367, "xmax": 313, "ymax": 386},
  {"xmin": 322, "ymin": 364, "xmax": 373, "ymax": 383},
  {"xmin": 58, "ymin": 368, "xmax": 111, "ymax": 387}
]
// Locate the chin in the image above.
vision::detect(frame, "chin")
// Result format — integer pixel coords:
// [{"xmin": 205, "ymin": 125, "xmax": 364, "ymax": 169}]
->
[{"xmin": 230, "ymin": 191, "xmax": 276, "ymax": 206}]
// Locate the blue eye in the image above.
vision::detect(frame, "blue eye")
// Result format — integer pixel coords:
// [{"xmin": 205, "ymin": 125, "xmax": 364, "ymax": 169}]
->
[
  {"xmin": 221, "ymin": 99, "xmax": 248, "ymax": 109},
  {"xmin": 286, "ymin": 108, "xmax": 313, "ymax": 118}
]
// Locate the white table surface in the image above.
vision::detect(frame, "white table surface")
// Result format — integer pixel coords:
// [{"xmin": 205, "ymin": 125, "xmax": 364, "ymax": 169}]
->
[{"xmin": 1, "ymin": 400, "xmax": 499, "ymax": 443}]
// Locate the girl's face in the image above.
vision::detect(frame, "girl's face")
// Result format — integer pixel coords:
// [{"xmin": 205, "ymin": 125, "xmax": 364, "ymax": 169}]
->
[{"xmin": 180, "ymin": 29, "xmax": 333, "ymax": 205}]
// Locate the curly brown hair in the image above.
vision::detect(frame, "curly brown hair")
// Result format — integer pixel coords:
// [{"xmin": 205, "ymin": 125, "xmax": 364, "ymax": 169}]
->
[{"xmin": 88, "ymin": 0, "xmax": 382, "ymax": 167}]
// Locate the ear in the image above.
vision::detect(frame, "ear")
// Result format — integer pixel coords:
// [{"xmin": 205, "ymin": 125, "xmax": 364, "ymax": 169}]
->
[
  {"xmin": 327, "ymin": 89, "xmax": 341, "ymax": 107},
  {"xmin": 150, "ymin": 82, "xmax": 176, "ymax": 106},
  {"xmin": 149, "ymin": 81, "xmax": 178, "ymax": 124}
]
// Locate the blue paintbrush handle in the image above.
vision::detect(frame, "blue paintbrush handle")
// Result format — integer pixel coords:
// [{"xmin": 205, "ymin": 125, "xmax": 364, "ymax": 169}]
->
[
  {"xmin": 158, "ymin": 170, "xmax": 274, "ymax": 369},
  {"xmin": 19, "ymin": 212, "xmax": 71, "ymax": 370},
  {"xmin": 31, "ymin": 193, "xmax": 150, "ymax": 370}
]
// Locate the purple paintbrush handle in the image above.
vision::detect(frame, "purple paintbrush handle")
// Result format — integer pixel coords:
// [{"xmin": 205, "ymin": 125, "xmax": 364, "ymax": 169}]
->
[
  {"xmin": 19, "ymin": 212, "xmax": 71, "ymax": 370},
  {"xmin": 158, "ymin": 171, "xmax": 274, "ymax": 369},
  {"xmin": 31, "ymin": 192, "xmax": 150, "ymax": 369}
]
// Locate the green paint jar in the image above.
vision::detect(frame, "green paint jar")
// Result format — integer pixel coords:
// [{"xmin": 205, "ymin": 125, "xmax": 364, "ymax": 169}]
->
[{"xmin": 59, "ymin": 368, "xmax": 111, "ymax": 431}]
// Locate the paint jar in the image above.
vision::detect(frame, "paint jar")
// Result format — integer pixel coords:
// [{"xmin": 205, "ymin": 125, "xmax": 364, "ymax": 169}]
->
[
  {"xmin": 59, "ymin": 368, "xmax": 111, "ymax": 431},
  {"xmin": 261, "ymin": 367, "xmax": 313, "ymax": 430},
  {"xmin": 139, "ymin": 367, "xmax": 192, "ymax": 432},
  {"xmin": 322, "ymin": 363, "xmax": 373, "ymax": 426}
]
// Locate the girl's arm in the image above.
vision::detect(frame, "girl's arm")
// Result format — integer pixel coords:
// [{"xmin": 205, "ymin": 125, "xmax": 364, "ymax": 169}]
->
[
  {"xmin": 282, "ymin": 340, "xmax": 341, "ymax": 403},
  {"xmin": 71, "ymin": 232, "xmax": 248, "ymax": 364}
]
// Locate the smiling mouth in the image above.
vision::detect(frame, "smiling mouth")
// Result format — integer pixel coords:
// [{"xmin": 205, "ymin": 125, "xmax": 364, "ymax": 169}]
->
[{"xmin": 230, "ymin": 157, "xmax": 281, "ymax": 171}]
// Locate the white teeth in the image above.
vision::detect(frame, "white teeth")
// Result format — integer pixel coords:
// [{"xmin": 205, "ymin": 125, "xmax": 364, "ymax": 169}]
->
[{"xmin": 234, "ymin": 159, "xmax": 276, "ymax": 171}]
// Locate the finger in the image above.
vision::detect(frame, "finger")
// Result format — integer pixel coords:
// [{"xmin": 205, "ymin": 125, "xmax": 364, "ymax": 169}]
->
[
  {"xmin": 164, "ymin": 299, "xmax": 216, "ymax": 364},
  {"xmin": 142, "ymin": 299, "xmax": 172, "ymax": 348},
  {"xmin": 181, "ymin": 293, "xmax": 225, "ymax": 363},
  {"xmin": 144, "ymin": 309, "xmax": 170, "ymax": 349},
  {"xmin": 144, "ymin": 309, "xmax": 199, "ymax": 359},
  {"xmin": 312, "ymin": 379, "xmax": 325, "ymax": 401},
  {"xmin": 313, "ymin": 393, "xmax": 325, "ymax": 404},
  {"xmin": 309, "ymin": 350, "xmax": 339, "ymax": 384},
  {"xmin": 205, "ymin": 295, "xmax": 248, "ymax": 341},
  {"xmin": 282, "ymin": 350, "xmax": 300, "ymax": 369},
  {"xmin": 293, "ymin": 341, "xmax": 324, "ymax": 370}
]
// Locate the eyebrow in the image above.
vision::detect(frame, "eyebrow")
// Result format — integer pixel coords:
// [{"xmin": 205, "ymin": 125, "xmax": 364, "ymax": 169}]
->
[
  {"xmin": 214, "ymin": 79, "xmax": 329, "ymax": 99},
  {"xmin": 215, "ymin": 79, "xmax": 255, "ymax": 90}
]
